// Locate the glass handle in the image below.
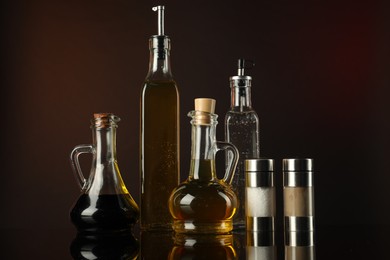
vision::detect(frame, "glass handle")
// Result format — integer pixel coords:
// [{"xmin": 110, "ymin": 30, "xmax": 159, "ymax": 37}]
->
[
  {"xmin": 216, "ymin": 141, "xmax": 239, "ymax": 185},
  {"xmin": 70, "ymin": 144, "xmax": 94, "ymax": 190}
]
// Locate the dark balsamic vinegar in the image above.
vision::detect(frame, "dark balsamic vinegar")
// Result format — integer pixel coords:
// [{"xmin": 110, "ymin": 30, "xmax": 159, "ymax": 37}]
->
[{"xmin": 70, "ymin": 194, "xmax": 139, "ymax": 234}]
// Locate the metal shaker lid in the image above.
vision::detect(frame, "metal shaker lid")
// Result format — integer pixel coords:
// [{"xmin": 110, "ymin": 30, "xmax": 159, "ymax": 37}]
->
[
  {"xmin": 245, "ymin": 159, "xmax": 274, "ymax": 172},
  {"xmin": 283, "ymin": 158, "xmax": 314, "ymax": 187},
  {"xmin": 245, "ymin": 159, "xmax": 274, "ymax": 187},
  {"xmin": 283, "ymin": 158, "xmax": 313, "ymax": 172}
]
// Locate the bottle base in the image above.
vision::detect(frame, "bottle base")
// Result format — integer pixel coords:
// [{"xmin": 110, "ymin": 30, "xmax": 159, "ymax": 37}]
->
[
  {"xmin": 141, "ymin": 223, "xmax": 173, "ymax": 232},
  {"xmin": 75, "ymin": 227, "xmax": 134, "ymax": 237},
  {"xmin": 172, "ymin": 220, "xmax": 233, "ymax": 234}
]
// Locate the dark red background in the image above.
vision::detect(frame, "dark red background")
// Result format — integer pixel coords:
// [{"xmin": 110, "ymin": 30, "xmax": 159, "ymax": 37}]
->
[{"xmin": 1, "ymin": 0, "xmax": 389, "ymax": 234}]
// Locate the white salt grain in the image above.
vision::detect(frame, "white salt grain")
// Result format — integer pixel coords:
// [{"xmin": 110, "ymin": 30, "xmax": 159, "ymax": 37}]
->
[{"xmin": 246, "ymin": 187, "xmax": 276, "ymax": 217}]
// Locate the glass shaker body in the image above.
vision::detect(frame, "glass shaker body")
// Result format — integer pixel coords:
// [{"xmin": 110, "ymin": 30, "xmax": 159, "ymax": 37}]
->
[
  {"xmin": 169, "ymin": 99, "xmax": 239, "ymax": 234},
  {"xmin": 70, "ymin": 113, "xmax": 139, "ymax": 234},
  {"xmin": 225, "ymin": 75, "xmax": 260, "ymax": 230}
]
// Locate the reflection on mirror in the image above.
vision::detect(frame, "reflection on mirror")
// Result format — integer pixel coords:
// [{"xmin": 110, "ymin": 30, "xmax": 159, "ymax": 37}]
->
[
  {"xmin": 246, "ymin": 231, "xmax": 276, "ymax": 260},
  {"xmin": 70, "ymin": 232, "xmax": 139, "ymax": 260},
  {"xmin": 169, "ymin": 233, "xmax": 237, "ymax": 259}
]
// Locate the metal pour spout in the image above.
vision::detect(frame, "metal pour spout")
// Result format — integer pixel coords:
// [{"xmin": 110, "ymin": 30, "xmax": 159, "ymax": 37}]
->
[
  {"xmin": 152, "ymin": 5, "xmax": 165, "ymax": 35},
  {"xmin": 237, "ymin": 58, "xmax": 255, "ymax": 76}
]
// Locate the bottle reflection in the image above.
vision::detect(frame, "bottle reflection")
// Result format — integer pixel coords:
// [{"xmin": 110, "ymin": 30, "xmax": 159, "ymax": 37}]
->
[
  {"xmin": 284, "ymin": 231, "xmax": 315, "ymax": 260},
  {"xmin": 169, "ymin": 233, "xmax": 237, "ymax": 259},
  {"xmin": 285, "ymin": 245, "xmax": 315, "ymax": 260},
  {"xmin": 246, "ymin": 231, "xmax": 276, "ymax": 260},
  {"xmin": 140, "ymin": 231, "xmax": 174, "ymax": 260},
  {"xmin": 70, "ymin": 232, "xmax": 139, "ymax": 260}
]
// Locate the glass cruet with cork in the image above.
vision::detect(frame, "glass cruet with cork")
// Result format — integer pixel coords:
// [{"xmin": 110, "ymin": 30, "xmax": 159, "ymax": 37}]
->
[
  {"xmin": 140, "ymin": 5, "xmax": 180, "ymax": 231},
  {"xmin": 70, "ymin": 113, "xmax": 139, "ymax": 234},
  {"xmin": 168, "ymin": 98, "xmax": 239, "ymax": 234}
]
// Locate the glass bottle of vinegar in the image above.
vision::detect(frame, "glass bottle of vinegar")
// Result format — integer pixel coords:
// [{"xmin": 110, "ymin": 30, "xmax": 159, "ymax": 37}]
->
[
  {"xmin": 70, "ymin": 113, "xmax": 139, "ymax": 234},
  {"xmin": 140, "ymin": 6, "xmax": 180, "ymax": 230},
  {"xmin": 169, "ymin": 98, "xmax": 239, "ymax": 234}
]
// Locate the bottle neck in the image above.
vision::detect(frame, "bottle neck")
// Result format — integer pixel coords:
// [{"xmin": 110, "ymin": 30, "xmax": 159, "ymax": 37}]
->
[
  {"xmin": 93, "ymin": 127, "xmax": 117, "ymax": 165},
  {"xmin": 189, "ymin": 114, "xmax": 218, "ymax": 181},
  {"xmin": 86, "ymin": 114, "xmax": 128, "ymax": 195},
  {"xmin": 231, "ymin": 86, "xmax": 252, "ymax": 110},
  {"xmin": 230, "ymin": 77, "xmax": 253, "ymax": 111},
  {"xmin": 146, "ymin": 36, "xmax": 173, "ymax": 80}
]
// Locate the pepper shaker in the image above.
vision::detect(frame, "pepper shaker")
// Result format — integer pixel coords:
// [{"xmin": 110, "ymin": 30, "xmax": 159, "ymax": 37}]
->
[{"xmin": 283, "ymin": 158, "xmax": 315, "ymax": 260}]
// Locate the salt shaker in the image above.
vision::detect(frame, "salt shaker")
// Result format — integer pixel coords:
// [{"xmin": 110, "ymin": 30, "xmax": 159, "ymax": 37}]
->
[{"xmin": 245, "ymin": 159, "xmax": 275, "ymax": 232}]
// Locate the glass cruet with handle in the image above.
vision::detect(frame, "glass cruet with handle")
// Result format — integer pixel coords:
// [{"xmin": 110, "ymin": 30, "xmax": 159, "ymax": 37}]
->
[
  {"xmin": 169, "ymin": 98, "xmax": 239, "ymax": 234},
  {"xmin": 69, "ymin": 113, "xmax": 139, "ymax": 234}
]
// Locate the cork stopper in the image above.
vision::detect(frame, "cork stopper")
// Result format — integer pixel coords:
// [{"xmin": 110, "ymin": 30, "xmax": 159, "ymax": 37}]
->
[
  {"xmin": 92, "ymin": 113, "xmax": 120, "ymax": 128},
  {"xmin": 190, "ymin": 98, "xmax": 217, "ymax": 125},
  {"xmin": 94, "ymin": 113, "xmax": 113, "ymax": 119},
  {"xmin": 194, "ymin": 98, "xmax": 216, "ymax": 113}
]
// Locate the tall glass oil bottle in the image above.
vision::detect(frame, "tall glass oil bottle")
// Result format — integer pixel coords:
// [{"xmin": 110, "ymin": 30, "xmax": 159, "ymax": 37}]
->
[
  {"xmin": 169, "ymin": 98, "xmax": 239, "ymax": 234},
  {"xmin": 140, "ymin": 5, "xmax": 180, "ymax": 231},
  {"xmin": 225, "ymin": 59, "xmax": 260, "ymax": 230}
]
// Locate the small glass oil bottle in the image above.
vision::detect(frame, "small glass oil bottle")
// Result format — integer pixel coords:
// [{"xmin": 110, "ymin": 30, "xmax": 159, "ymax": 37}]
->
[
  {"xmin": 140, "ymin": 5, "xmax": 180, "ymax": 231},
  {"xmin": 225, "ymin": 59, "xmax": 260, "ymax": 230},
  {"xmin": 169, "ymin": 98, "xmax": 239, "ymax": 234}
]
